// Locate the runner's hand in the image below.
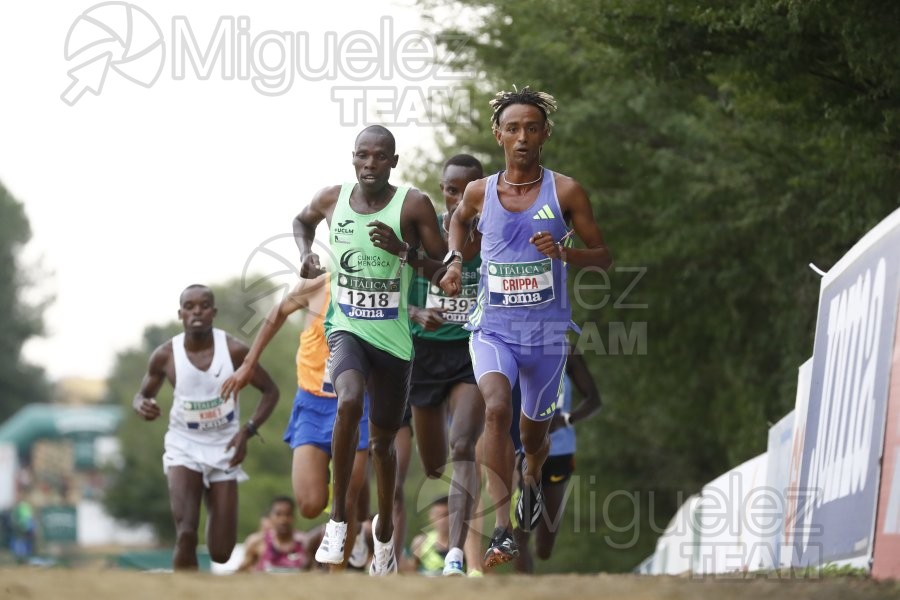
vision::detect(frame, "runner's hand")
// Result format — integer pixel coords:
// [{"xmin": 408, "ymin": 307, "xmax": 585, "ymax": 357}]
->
[
  {"xmin": 133, "ymin": 395, "xmax": 161, "ymax": 421},
  {"xmin": 529, "ymin": 230, "xmax": 561, "ymax": 259},
  {"xmin": 367, "ymin": 220, "xmax": 406, "ymax": 255},
  {"xmin": 410, "ymin": 306, "xmax": 447, "ymax": 331},
  {"xmin": 220, "ymin": 363, "xmax": 252, "ymax": 400},
  {"xmin": 226, "ymin": 431, "xmax": 249, "ymax": 467},
  {"xmin": 300, "ymin": 253, "xmax": 325, "ymax": 278},
  {"xmin": 439, "ymin": 264, "xmax": 462, "ymax": 297}
]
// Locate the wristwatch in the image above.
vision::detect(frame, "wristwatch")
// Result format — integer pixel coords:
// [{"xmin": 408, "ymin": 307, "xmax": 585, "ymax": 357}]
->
[{"xmin": 443, "ymin": 250, "xmax": 463, "ymax": 267}]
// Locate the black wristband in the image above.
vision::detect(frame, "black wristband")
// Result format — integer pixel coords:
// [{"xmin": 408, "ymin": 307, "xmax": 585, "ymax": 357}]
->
[{"xmin": 245, "ymin": 419, "xmax": 258, "ymax": 437}]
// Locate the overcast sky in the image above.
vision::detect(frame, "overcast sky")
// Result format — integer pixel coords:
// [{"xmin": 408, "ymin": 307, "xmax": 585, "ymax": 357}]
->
[{"xmin": 0, "ymin": 0, "xmax": 473, "ymax": 380}]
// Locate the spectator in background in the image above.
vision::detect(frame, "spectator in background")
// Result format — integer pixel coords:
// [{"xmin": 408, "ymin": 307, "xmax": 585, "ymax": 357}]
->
[
  {"xmin": 10, "ymin": 497, "xmax": 35, "ymax": 564},
  {"xmin": 409, "ymin": 496, "xmax": 451, "ymax": 576},
  {"xmin": 238, "ymin": 496, "xmax": 320, "ymax": 572}
]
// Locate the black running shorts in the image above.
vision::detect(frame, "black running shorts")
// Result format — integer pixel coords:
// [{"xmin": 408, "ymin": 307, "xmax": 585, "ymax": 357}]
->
[
  {"xmin": 327, "ymin": 330, "xmax": 412, "ymax": 431},
  {"xmin": 409, "ymin": 337, "xmax": 476, "ymax": 409},
  {"xmin": 541, "ymin": 454, "xmax": 575, "ymax": 486}
]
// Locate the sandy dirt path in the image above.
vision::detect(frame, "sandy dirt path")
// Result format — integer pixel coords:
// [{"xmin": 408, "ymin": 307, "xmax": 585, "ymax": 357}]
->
[{"xmin": 2, "ymin": 569, "xmax": 900, "ymax": 600}]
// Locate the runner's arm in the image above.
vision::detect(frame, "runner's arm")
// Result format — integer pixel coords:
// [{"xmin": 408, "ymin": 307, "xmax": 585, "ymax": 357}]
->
[
  {"xmin": 133, "ymin": 343, "xmax": 170, "ymax": 421},
  {"xmin": 293, "ymin": 186, "xmax": 338, "ymax": 278},
  {"xmin": 440, "ymin": 180, "xmax": 484, "ymax": 296},
  {"xmin": 236, "ymin": 533, "xmax": 263, "ymax": 572},
  {"xmin": 225, "ymin": 339, "xmax": 280, "ymax": 466},
  {"xmin": 220, "ymin": 276, "xmax": 326, "ymax": 400},
  {"xmin": 557, "ymin": 177, "xmax": 612, "ymax": 269},
  {"xmin": 565, "ymin": 347, "xmax": 602, "ymax": 424}
]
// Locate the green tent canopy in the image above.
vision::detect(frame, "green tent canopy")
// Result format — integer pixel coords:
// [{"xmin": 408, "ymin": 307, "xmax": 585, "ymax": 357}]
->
[{"xmin": 0, "ymin": 404, "xmax": 123, "ymax": 468}]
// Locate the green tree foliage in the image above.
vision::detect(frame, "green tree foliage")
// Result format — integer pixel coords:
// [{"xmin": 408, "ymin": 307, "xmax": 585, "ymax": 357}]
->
[
  {"xmin": 416, "ymin": 0, "xmax": 900, "ymax": 572},
  {"xmin": 103, "ymin": 278, "xmax": 309, "ymax": 542},
  {"xmin": 0, "ymin": 181, "xmax": 51, "ymax": 423}
]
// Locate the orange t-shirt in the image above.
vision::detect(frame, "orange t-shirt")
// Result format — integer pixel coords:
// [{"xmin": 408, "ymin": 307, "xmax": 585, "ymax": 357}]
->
[{"xmin": 296, "ymin": 280, "xmax": 336, "ymax": 397}]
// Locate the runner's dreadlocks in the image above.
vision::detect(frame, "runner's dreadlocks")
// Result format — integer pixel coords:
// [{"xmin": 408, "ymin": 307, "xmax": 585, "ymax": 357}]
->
[{"xmin": 489, "ymin": 86, "xmax": 557, "ymax": 133}]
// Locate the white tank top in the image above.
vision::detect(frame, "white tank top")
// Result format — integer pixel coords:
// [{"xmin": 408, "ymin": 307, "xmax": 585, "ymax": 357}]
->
[{"xmin": 169, "ymin": 328, "xmax": 238, "ymax": 445}]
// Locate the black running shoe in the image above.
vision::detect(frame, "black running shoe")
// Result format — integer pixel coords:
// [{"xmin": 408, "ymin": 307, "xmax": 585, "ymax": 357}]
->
[
  {"xmin": 515, "ymin": 480, "xmax": 544, "ymax": 532},
  {"xmin": 483, "ymin": 526, "xmax": 519, "ymax": 569}
]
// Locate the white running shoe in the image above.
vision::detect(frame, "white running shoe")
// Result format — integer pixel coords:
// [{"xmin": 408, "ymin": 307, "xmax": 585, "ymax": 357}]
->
[
  {"xmin": 368, "ymin": 514, "xmax": 398, "ymax": 575},
  {"xmin": 442, "ymin": 547, "xmax": 465, "ymax": 576},
  {"xmin": 315, "ymin": 519, "xmax": 348, "ymax": 564},
  {"xmin": 348, "ymin": 524, "xmax": 369, "ymax": 568}
]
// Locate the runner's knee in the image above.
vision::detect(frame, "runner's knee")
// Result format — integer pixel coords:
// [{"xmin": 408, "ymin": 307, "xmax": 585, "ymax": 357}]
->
[
  {"xmin": 448, "ymin": 435, "xmax": 476, "ymax": 463},
  {"xmin": 484, "ymin": 401, "xmax": 512, "ymax": 430},
  {"xmin": 336, "ymin": 396, "xmax": 364, "ymax": 424},
  {"xmin": 297, "ymin": 490, "xmax": 328, "ymax": 519},
  {"xmin": 520, "ymin": 428, "xmax": 548, "ymax": 456},
  {"xmin": 369, "ymin": 432, "xmax": 395, "ymax": 460}
]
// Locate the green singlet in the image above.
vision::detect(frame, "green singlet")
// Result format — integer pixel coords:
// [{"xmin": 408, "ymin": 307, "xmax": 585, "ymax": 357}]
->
[{"xmin": 325, "ymin": 183, "xmax": 413, "ymax": 360}]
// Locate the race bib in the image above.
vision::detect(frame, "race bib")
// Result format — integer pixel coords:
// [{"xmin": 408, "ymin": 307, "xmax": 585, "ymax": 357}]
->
[
  {"xmin": 183, "ymin": 397, "xmax": 235, "ymax": 431},
  {"xmin": 487, "ymin": 259, "xmax": 555, "ymax": 307},
  {"xmin": 337, "ymin": 273, "xmax": 401, "ymax": 320},
  {"xmin": 426, "ymin": 283, "xmax": 478, "ymax": 323}
]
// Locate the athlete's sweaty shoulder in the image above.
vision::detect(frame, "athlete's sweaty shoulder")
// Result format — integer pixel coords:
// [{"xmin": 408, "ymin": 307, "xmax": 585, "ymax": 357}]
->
[
  {"xmin": 403, "ymin": 187, "xmax": 434, "ymax": 210},
  {"xmin": 400, "ymin": 187, "xmax": 437, "ymax": 224},
  {"xmin": 464, "ymin": 177, "xmax": 488, "ymax": 210},
  {"xmin": 224, "ymin": 333, "xmax": 251, "ymax": 368},
  {"xmin": 146, "ymin": 340, "xmax": 175, "ymax": 386},
  {"xmin": 149, "ymin": 340, "xmax": 174, "ymax": 369},
  {"xmin": 552, "ymin": 172, "xmax": 589, "ymax": 212},
  {"xmin": 301, "ymin": 184, "xmax": 344, "ymax": 226}
]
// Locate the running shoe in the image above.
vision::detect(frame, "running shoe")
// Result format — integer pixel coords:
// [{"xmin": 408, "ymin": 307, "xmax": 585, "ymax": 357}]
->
[
  {"xmin": 369, "ymin": 514, "xmax": 398, "ymax": 575},
  {"xmin": 515, "ymin": 480, "xmax": 544, "ymax": 532},
  {"xmin": 442, "ymin": 549, "xmax": 465, "ymax": 576},
  {"xmin": 315, "ymin": 519, "xmax": 348, "ymax": 564},
  {"xmin": 483, "ymin": 526, "xmax": 519, "ymax": 569},
  {"xmin": 347, "ymin": 524, "xmax": 369, "ymax": 568}
]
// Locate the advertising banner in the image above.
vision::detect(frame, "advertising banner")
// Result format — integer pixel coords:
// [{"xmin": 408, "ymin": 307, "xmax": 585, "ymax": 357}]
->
[
  {"xmin": 763, "ymin": 410, "xmax": 795, "ymax": 570},
  {"xmin": 791, "ymin": 209, "xmax": 900, "ymax": 568}
]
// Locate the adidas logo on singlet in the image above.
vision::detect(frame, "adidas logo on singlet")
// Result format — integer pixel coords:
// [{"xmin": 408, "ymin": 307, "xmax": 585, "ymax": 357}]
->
[{"xmin": 532, "ymin": 204, "xmax": 555, "ymax": 220}]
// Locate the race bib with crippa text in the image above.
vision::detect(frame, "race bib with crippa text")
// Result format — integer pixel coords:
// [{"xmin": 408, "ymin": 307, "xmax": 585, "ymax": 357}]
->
[{"xmin": 487, "ymin": 258, "xmax": 555, "ymax": 307}]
